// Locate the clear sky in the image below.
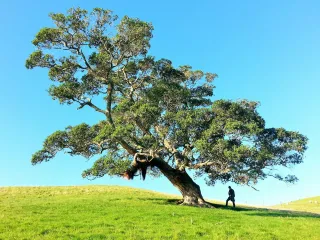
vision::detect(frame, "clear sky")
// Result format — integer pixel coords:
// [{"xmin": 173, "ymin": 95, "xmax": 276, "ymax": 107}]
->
[{"xmin": 0, "ymin": 0, "xmax": 319, "ymax": 206}]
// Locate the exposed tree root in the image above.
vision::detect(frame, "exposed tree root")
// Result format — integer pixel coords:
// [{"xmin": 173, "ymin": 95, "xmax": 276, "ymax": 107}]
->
[{"xmin": 179, "ymin": 200, "xmax": 215, "ymax": 208}]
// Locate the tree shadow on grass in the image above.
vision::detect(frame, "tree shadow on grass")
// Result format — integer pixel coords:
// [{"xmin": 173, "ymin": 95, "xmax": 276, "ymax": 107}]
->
[
  {"xmin": 213, "ymin": 203, "xmax": 320, "ymax": 218},
  {"xmin": 148, "ymin": 198, "xmax": 320, "ymax": 219}
]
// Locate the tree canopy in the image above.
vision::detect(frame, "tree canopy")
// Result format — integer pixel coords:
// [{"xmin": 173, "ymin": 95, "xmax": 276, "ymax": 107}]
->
[{"xmin": 26, "ymin": 7, "xmax": 308, "ymax": 205}]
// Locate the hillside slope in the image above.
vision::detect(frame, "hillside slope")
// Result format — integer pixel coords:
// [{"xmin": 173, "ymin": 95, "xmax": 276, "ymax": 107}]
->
[
  {"xmin": 0, "ymin": 186, "xmax": 319, "ymax": 240},
  {"xmin": 273, "ymin": 196, "xmax": 320, "ymax": 214}
]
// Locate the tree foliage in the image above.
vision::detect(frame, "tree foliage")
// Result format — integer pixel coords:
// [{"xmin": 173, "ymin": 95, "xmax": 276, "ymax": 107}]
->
[{"xmin": 27, "ymin": 7, "xmax": 307, "ymax": 190}]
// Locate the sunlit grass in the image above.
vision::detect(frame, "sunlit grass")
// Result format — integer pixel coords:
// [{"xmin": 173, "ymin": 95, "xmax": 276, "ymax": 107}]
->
[
  {"xmin": 272, "ymin": 196, "xmax": 320, "ymax": 214},
  {"xmin": 0, "ymin": 186, "xmax": 319, "ymax": 239}
]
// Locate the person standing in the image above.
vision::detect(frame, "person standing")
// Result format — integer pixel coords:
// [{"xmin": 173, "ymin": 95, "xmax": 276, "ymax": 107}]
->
[{"xmin": 226, "ymin": 186, "xmax": 235, "ymax": 207}]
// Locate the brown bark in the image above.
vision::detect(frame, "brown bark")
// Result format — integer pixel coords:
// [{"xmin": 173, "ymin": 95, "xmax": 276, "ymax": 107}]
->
[
  {"xmin": 154, "ymin": 158, "xmax": 207, "ymax": 206},
  {"xmin": 125, "ymin": 156, "xmax": 212, "ymax": 207}
]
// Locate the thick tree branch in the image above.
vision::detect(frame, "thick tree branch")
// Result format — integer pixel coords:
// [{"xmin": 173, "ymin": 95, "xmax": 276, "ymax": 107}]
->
[
  {"xmin": 106, "ymin": 82, "xmax": 114, "ymax": 125},
  {"xmin": 77, "ymin": 100, "xmax": 107, "ymax": 115},
  {"xmin": 161, "ymin": 137, "xmax": 189, "ymax": 170},
  {"xmin": 117, "ymin": 138, "xmax": 136, "ymax": 155},
  {"xmin": 192, "ymin": 161, "xmax": 215, "ymax": 169},
  {"xmin": 80, "ymin": 49, "xmax": 92, "ymax": 70},
  {"xmin": 135, "ymin": 118, "xmax": 157, "ymax": 139}
]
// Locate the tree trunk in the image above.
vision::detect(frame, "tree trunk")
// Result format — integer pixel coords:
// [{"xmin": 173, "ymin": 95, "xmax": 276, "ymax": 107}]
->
[
  {"xmin": 152, "ymin": 158, "xmax": 210, "ymax": 206},
  {"xmin": 126, "ymin": 156, "xmax": 212, "ymax": 207}
]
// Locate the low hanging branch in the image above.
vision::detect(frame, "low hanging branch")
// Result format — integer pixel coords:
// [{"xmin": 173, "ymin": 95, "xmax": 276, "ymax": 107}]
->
[{"xmin": 123, "ymin": 152, "xmax": 156, "ymax": 180}]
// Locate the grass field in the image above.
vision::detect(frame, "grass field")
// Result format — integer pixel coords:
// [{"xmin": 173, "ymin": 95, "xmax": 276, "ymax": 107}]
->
[
  {"xmin": 272, "ymin": 196, "xmax": 320, "ymax": 214},
  {"xmin": 0, "ymin": 186, "xmax": 319, "ymax": 240}
]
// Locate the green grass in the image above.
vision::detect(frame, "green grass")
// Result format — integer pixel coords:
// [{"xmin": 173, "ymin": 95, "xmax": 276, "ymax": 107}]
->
[
  {"xmin": 0, "ymin": 186, "xmax": 319, "ymax": 240},
  {"xmin": 273, "ymin": 196, "xmax": 320, "ymax": 214}
]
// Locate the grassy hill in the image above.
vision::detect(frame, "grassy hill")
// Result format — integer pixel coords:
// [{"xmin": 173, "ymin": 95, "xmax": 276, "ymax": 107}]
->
[
  {"xmin": 0, "ymin": 186, "xmax": 319, "ymax": 240},
  {"xmin": 273, "ymin": 196, "xmax": 320, "ymax": 214}
]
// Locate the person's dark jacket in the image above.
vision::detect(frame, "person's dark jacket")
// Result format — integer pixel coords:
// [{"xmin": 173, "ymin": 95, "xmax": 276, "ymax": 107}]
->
[{"xmin": 229, "ymin": 188, "xmax": 235, "ymax": 198}]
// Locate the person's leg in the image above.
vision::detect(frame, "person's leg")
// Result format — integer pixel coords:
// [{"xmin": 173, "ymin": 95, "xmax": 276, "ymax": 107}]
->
[
  {"xmin": 226, "ymin": 197, "xmax": 230, "ymax": 206},
  {"xmin": 232, "ymin": 197, "xmax": 235, "ymax": 207}
]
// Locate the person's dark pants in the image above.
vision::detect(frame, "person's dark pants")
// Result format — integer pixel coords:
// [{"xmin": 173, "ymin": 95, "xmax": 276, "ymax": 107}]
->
[{"xmin": 226, "ymin": 196, "xmax": 235, "ymax": 207}]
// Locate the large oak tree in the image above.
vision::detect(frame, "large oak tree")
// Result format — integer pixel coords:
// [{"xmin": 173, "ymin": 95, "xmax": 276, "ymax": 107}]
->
[{"xmin": 26, "ymin": 8, "xmax": 307, "ymax": 206}]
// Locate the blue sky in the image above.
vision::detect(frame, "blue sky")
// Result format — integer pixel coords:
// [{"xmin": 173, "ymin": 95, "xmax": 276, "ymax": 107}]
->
[{"xmin": 0, "ymin": 0, "xmax": 319, "ymax": 206}]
